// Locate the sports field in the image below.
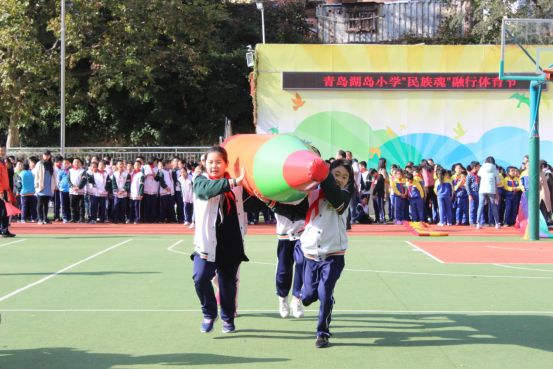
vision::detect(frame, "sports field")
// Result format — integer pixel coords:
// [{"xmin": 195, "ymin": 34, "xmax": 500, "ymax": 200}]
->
[{"xmin": 2, "ymin": 224, "xmax": 553, "ymax": 369}]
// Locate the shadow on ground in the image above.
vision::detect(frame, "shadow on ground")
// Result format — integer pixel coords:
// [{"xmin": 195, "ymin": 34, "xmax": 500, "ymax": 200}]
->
[
  {"xmin": 0, "ymin": 348, "xmax": 288, "ymax": 369},
  {"xmin": 217, "ymin": 313, "xmax": 553, "ymax": 352}
]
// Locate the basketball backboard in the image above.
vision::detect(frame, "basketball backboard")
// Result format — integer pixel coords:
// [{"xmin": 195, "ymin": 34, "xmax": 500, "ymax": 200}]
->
[{"xmin": 501, "ymin": 18, "xmax": 553, "ymax": 80}]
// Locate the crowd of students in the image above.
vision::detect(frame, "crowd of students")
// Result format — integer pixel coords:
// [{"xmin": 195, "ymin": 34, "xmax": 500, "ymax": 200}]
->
[
  {"xmin": 8, "ymin": 150, "xmax": 196, "ymax": 226},
  {"xmin": 350, "ymin": 153, "xmax": 553, "ymax": 229}
]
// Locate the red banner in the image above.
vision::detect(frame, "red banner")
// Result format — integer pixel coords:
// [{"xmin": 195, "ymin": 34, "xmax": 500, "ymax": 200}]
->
[{"xmin": 282, "ymin": 72, "xmax": 531, "ymax": 90}]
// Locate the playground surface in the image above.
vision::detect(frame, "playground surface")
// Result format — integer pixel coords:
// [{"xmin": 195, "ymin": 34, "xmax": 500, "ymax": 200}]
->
[{"xmin": 1, "ymin": 223, "xmax": 553, "ymax": 369}]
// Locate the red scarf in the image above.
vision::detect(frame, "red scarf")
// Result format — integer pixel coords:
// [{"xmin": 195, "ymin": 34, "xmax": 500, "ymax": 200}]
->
[
  {"xmin": 131, "ymin": 168, "xmax": 140, "ymax": 181},
  {"xmin": 208, "ymin": 172, "xmax": 235, "ymax": 215},
  {"xmin": 305, "ymin": 189, "xmax": 325, "ymax": 224}
]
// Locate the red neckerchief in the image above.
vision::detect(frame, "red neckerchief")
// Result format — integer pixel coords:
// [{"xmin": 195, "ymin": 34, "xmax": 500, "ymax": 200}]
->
[
  {"xmin": 207, "ymin": 172, "xmax": 235, "ymax": 215},
  {"xmin": 305, "ymin": 189, "xmax": 325, "ymax": 224},
  {"xmin": 131, "ymin": 169, "xmax": 140, "ymax": 180}
]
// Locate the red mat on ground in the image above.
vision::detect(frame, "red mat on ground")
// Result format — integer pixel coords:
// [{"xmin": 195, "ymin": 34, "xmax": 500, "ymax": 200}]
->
[{"xmin": 411, "ymin": 241, "xmax": 553, "ymax": 264}]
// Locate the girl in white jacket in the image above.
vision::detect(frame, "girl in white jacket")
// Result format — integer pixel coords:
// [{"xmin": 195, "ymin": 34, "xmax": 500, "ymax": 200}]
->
[
  {"xmin": 476, "ymin": 156, "xmax": 502, "ymax": 229},
  {"xmin": 192, "ymin": 146, "xmax": 247, "ymax": 334},
  {"xmin": 300, "ymin": 159, "xmax": 354, "ymax": 348}
]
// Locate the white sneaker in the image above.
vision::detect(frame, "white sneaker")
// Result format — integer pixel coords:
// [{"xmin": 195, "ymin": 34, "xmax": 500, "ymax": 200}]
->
[
  {"xmin": 495, "ymin": 223, "xmax": 500, "ymax": 229},
  {"xmin": 476, "ymin": 224, "xmax": 481, "ymax": 229},
  {"xmin": 184, "ymin": 221, "xmax": 190, "ymax": 226},
  {"xmin": 290, "ymin": 296, "xmax": 304, "ymax": 318},
  {"xmin": 189, "ymin": 223, "xmax": 195, "ymax": 229},
  {"xmin": 278, "ymin": 296, "xmax": 290, "ymax": 318}
]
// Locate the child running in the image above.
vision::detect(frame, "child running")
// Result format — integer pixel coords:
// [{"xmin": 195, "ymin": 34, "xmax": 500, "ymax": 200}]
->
[
  {"xmin": 300, "ymin": 159, "xmax": 354, "ymax": 348},
  {"xmin": 263, "ymin": 197, "xmax": 308, "ymax": 319},
  {"xmin": 191, "ymin": 146, "xmax": 247, "ymax": 334}
]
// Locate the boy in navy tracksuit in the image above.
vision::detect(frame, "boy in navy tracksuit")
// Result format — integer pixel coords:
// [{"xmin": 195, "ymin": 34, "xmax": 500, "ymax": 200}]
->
[{"xmin": 264, "ymin": 198, "xmax": 308, "ymax": 319}]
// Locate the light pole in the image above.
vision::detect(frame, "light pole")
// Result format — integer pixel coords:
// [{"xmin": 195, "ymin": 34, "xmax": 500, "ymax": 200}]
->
[
  {"xmin": 255, "ymin": 0, "xmax": 266, "ymax": 44},
  {"xmin": 60, "ymin": 0, "xmax": 66, "ymax": 156}
]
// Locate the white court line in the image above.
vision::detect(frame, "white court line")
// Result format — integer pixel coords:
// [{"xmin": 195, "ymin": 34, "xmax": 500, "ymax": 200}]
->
[
  {"xmin": 0, "ymin": 239, "xmax": 26, "ymax": 249},
  {"xmin": 486, "ymin": 245, "xmax": 553, "ymax": 252},
  {"xmin": 0, "ymin": 239, "xmax": 132, "ymax": 303},
  {"xmin": 493, "ymin": 264, "xmax": 553, "ymax": 273},
  {"xmin": 167, "ymin": 240, "xmax": 186, "ymax": 255},
  {"xmin": 406, "ymin": 241, "xmax": 444, "ymax": 263},
  {"xmin": 3, "ymin": 308, "xmax": 553, "ymax": 315},
  {"xmin": 246, "ymin": 261, "xmax": 553, "ymax": 280}
]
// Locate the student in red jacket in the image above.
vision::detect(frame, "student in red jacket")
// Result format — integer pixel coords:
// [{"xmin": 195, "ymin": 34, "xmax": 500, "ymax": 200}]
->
[{"xmin": 0, "ymin": 146, "xmax": 15, "ymax": 237}]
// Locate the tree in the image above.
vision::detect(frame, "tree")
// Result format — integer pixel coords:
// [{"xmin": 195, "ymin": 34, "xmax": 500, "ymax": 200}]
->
[
  {"xmin": 438, "ymin": 0, "xmax": 553, "ymax": 44},
  {"xmin": 0, "ymin": 0, "xmax": 58, "ymax": 147},
  {"xmin": 0, "ymin": 0, "xmax": 314, "ymax": 147}
]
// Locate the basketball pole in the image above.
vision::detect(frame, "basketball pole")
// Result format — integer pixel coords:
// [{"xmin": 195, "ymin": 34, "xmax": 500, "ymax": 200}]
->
[
  {"xmin": 528, "ymin": 81, "xmax": 542, "ymax": 240},
  {"xmin": 499, "ymin": 18, "xmax": 550, "ymax": 241}
]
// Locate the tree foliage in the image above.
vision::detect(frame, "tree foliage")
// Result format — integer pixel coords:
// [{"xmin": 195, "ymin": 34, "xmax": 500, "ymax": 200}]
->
[
  {"xmin": 437, "ymin": 0, "xmax": 553, "ymax": 44},
  {"xmin": 0, "ymin": 0, "xmax": 313, "ymax": 147}
]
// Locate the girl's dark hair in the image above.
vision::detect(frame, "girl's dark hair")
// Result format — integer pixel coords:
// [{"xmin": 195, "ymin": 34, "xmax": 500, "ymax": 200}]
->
[
  {"xmin": 206, "ymin": 146, "xmax": 228, "ymax": 163},
  {"xmin": 485, "ymin": 156, "xmax": 496, "ymax": 165},
  {"xmin": 330, "ymin": 159, "xmax": 354, "ymax": 189},
  {"xmin": 438, "ymin": 168, "xmax": 447, "ymax": 182},
  {"xmin": 451, "ymin": 162, "xmax": 464, "ymax": 172},
  {"xmin": 377, "ymin": 157, "xmax": 387, "ymax": 170},
  {"xmin": 23, "ymin": 163, "xmax": 30, "ymax": 170},
  {"xmin": 43, "ymin": 159, "xmax": 54, "ymax": 175}
]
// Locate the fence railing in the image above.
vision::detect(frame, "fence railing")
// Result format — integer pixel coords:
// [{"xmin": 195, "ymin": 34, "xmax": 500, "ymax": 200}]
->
[{"xmin": 6, "ymin": 146, "xmax": 210, "ymax": 163}]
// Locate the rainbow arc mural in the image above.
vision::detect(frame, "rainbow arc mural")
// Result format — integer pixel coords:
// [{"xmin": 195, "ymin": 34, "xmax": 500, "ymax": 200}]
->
[{"xmin": 254, "ymin": 44, "xmax": 553, "ymax": 168}]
